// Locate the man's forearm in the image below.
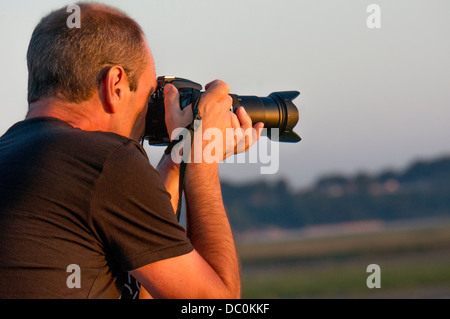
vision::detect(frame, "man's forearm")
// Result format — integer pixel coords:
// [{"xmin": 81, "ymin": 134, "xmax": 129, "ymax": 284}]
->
[
  {"xmin": 184, "ymin": 162, "xmax": 241, "ymax": 298},
  {"xmin": 156, "ymin": 154, "xmax": 180, "ymax": 213}
]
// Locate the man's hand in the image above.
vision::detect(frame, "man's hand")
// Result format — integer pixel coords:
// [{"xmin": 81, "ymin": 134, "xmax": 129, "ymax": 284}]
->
[
  {"xmin": 163, "ymin": 83, "xmax": 193, "ymax": 141},
  {"xmin": 199, "ymin": 80, "xmax": 264, "ymax": 161},
  {"xmin": 163, "ymin": 80, "xmax": 264, "ymax": 162}
]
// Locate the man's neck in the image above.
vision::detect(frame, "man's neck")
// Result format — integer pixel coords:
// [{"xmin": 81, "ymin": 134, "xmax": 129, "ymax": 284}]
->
[{"xmin": 27, "ymin": 97, "xmax": 105, "ymax": 133}]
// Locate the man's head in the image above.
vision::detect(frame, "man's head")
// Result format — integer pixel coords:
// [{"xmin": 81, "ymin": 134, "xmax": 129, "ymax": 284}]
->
[
  {"xmin": 27, "ymin": 2, "xmax": 148, "ymax": 103},
  {"xmin": 26, "ymin": 2, "xmax": 156, "ymax": 139}
]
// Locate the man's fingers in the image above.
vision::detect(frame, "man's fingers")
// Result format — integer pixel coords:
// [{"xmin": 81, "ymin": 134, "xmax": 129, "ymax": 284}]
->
[
  {"xmin": 181, "ymin": 104, "xmax": 193, "ymax": 124},
  {"xmin": 253, "ymin": 122, "xmax": 264, "ymax": 140},
  {"xmin": 164, "ymin": 83, "xmax": 195, "ymax": 140},
  {"xmin": 235, "ymin": 106, "xmax": 264, "ymax": 138},
  {"xmin": 229, "ymin": 108, "xmax": 265, "ymax": 154},
  {"xmin": 235, "ymin": 107, "xmax": 264, "ymax": 149},
  {"xmin": 203, "ymin": 80, "xmax": 230, "ymax": 103},
  {"xmin": 164, "ymin": 84, "xmax": 180, "ymax": 113},
  {"xmin": 228, "ymin": 112, "xmax": 244, "ymax": 155},
  {"xmin": 235, "ymin": 107, "xmax": 252, "ymax": 131}
]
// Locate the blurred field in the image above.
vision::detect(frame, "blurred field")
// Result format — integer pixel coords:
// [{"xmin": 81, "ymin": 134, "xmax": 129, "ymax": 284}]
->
[{"xmin": 236, "ymin": 218, "xmax": 450, "ymax": 298}]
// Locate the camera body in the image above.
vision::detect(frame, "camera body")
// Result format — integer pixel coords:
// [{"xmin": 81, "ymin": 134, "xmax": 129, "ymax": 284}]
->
[
  {"xmin": 143, "ymin": 76, "xmax": 301, "ymax": 145},
  {"xmin": 144, "ymin": 76, "xmax": 202, "ymax": 145}
]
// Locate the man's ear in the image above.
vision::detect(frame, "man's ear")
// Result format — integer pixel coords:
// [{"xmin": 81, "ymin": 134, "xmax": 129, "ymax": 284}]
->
[{"xmin": 100, "ymin": 66, "xmax": 128, "ymax": 114}]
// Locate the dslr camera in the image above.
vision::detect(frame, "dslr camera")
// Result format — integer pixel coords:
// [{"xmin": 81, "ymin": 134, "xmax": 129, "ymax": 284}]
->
[{"xmin": 143, "ymin": 76, "xmax": 301, "ymax": 145}]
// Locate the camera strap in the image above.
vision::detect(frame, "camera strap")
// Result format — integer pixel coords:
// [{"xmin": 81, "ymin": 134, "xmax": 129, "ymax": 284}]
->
[{"xmin": 165, "ymin": 90, "xmax": 202, "ymax": 222}]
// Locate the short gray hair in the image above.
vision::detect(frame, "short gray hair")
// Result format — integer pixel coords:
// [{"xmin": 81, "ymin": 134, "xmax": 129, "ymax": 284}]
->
[{"xmin": 27, "ymin": 2, "xmax": 148, "ymax": 104}]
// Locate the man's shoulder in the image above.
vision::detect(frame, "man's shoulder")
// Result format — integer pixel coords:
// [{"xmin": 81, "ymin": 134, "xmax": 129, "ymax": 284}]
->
[
  {"xmin": 1, "ymin": 116, "xmax": 149, "ymax": 171},
  {"xmin": 28, "ymin": 117, "xmax": 144, "ymax": 157}
]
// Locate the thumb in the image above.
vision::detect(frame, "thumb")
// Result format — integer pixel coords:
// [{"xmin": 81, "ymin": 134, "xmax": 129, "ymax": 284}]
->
[{"xmin": 164, "ymin": 84, "xmax": 180, "ymax": 114}]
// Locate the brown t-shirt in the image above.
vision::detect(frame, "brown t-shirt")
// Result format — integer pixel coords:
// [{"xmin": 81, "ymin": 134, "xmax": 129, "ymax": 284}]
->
[{"xmin": 0, "ymin": 117, "xmax": 193, "ymax": 298}]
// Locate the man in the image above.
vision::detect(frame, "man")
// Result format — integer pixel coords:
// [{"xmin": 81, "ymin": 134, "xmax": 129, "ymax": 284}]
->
[{"xmin": 0, "ymin": 3, "xmax": 263, "ymax": 298}]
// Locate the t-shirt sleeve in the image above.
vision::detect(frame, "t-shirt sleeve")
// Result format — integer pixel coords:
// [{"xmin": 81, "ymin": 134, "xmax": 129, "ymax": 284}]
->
[{"xmin": 89, "ymin": 140, "xmax": 193, "ymax": 272}]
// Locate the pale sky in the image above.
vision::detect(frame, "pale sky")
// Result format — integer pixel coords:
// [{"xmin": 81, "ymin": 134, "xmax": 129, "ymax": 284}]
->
[{"xmin": 1, "ymin": 0, "xmax": 449, "ymax": 189}]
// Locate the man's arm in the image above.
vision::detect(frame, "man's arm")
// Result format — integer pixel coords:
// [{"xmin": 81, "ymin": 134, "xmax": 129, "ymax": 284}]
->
[
  {"xmin": 184, "ymin": 161, "xmax": 241, "ymax": 297},
  {"xmin": 131, "ymin": 80, "xmax": 262, "ymax": 298},
  {"xmin": 156, "ymin": 154, "xmax": 180, "ymax": 213},
  {"xmin": 137, "ymin": 155, "xmax": 179, "ymax": 299},
  {"xmin": 132, "ymin": 163, "xmax": 240, "ymax": 298},
  {"xmin": 148, "ymin": 147, "xmax": 240, "ymax": 298}
]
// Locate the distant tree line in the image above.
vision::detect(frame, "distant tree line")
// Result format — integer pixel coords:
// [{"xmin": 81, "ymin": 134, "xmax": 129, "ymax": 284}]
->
[{"xmin": 221, "ymin": 156, "xmax": 450, "ymax": 232}]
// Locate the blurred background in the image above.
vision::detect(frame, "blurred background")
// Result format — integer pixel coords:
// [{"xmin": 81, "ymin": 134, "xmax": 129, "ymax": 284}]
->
[{"xmin": 1, "ymin": 0, "xmax": 450, "ymax": 298}]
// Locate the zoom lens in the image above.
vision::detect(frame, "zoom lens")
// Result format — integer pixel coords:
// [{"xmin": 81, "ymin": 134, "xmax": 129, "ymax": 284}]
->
[{"xmin": 230, "ymin": 91, "xmax": 301, "ymax": 142}]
